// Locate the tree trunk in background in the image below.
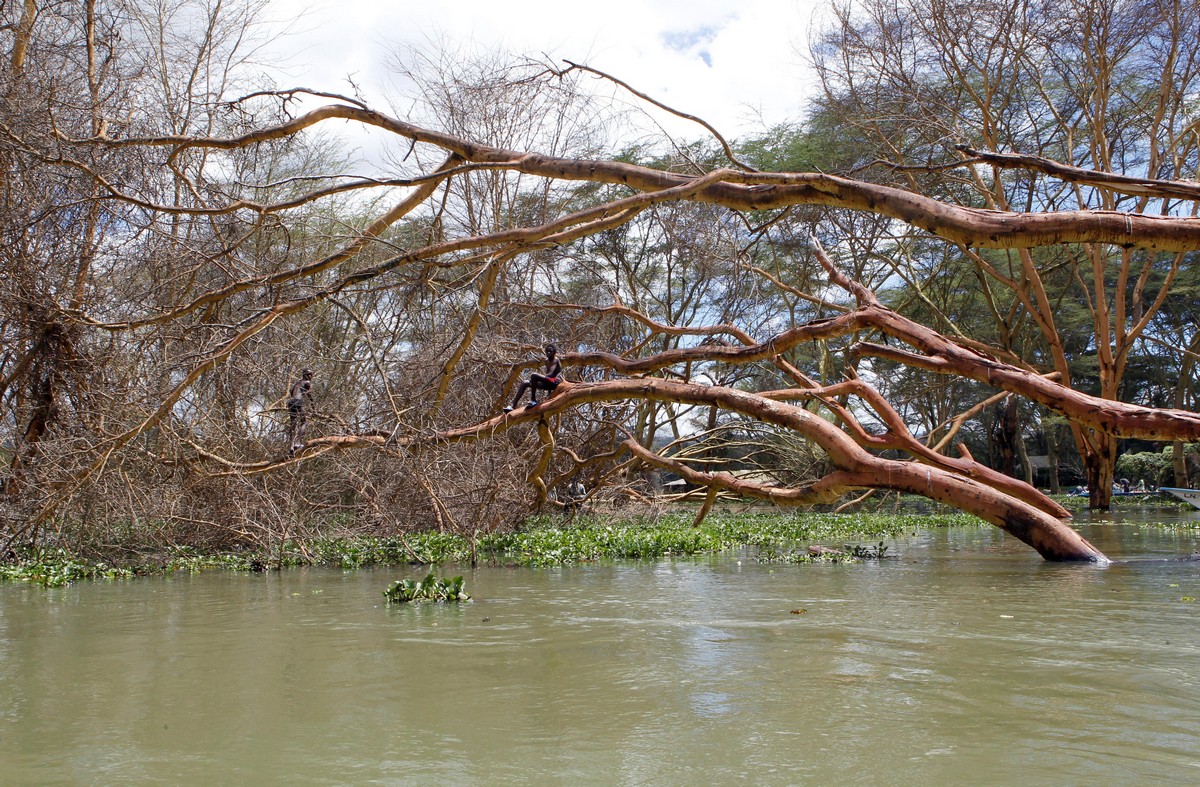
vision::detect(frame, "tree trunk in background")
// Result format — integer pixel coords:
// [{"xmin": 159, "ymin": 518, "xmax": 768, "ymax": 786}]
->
[
  {"xmin": 1085, "ymin": 433, "xmax": 1117, "ymax": 509},
  {"xmin": 1173, "ymin": 442, "xmax": 1187, "ymax": 488},
  {"xmin": 995, "ymin": 398, "xmax": 1018, "ymax": 477},
  {"xmin": 1046, "ymin": 425, "xmax": 1061, "ymax": 495}
]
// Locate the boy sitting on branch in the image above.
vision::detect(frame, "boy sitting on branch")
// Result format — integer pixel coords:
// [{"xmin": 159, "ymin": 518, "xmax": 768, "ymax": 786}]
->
[{"xmin": 505, "ymin": 344, "xmax": 562, "ymax": 413}]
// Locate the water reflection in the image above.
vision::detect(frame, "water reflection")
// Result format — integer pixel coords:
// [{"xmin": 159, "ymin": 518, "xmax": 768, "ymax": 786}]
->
[{"xmin": 1, "ymin": 521, "xmax": 1199, "ymax": 783}]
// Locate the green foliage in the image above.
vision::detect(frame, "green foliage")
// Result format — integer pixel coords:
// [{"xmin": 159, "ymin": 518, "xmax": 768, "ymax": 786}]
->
[
  {"xmin": 484, "ymin": 521, "xmax": 723, "ymax": 564},
  {"xmin": 480, "ymin": 511, "xmax": 971, "ymax": 564},
  {"xmin": 2, "ymin": 511, "xmax": 985, "ymax": 586},
  {"xmin": 1140, "ymin": 520, "xmax": 1200, "ymax": 531},
  {"xmin": 0, "ymin": 549, "xmax": 133, "ymax": 588},
  {"xmin": 759, "ymin": 539, "xmax": 891, "ymax": 564},
  {"xmin": 162, "ymin": 546, "xmax": 255, "ymax": 573},
  {"xmin": 383, "ymin": 573, "xmax": 469, "ymax": 604},
  {"xmin": 735, "ymin": 123, "xmax": 838, "ymax": 173},
  {"xmin": 848, "ymin": 541, "xmax": 890, "ymax": 559},
  {"xmin": 306, "ymin": 532, "xmax": 472, "ymax": 568},
  {"xmin": 1116, "ymin": 450, "xmax": 1175, "ymax": 487},
  {"xmin": 1055, "ymin": 490, "xmax": 1192, "ymax": 512},
  {"xmin": 757, "ymin": 545, "xmax": 858, "ymax": 564}
]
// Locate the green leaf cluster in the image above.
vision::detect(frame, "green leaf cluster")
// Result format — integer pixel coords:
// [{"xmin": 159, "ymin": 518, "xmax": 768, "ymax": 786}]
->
[
  {"xmin": 2, "ymin": 511, "xmax": 986, "ymax": 586},
  {"xmin": 0, "ymin": 549, "xmax": 133, "ymax": 587},
  {"xmin": 383, "ymin": 573, "xmax": 469, "ymax": 604},
  {"xmin": 1115, "ymin": 450, "xmax": 1175, "ymax": 487}
]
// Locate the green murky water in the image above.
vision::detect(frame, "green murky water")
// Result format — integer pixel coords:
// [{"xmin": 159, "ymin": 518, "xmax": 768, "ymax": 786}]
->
[{"xmin": 3, "ymin": 516, "xmax": 1200, "ymax": 784}]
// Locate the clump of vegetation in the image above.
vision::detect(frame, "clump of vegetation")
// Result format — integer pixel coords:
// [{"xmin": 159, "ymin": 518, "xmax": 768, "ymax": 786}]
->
[
  {"xmin": 848, "ymin": 541, "xmax": 890, "ymax": 559},
  {"xmin": 757, "ymin": 546, "xmax": 858, "ymax": 564},
  {"xmin": 1135, "ymin": 520, "xmax": 1200, "ymax": 532},
  {"xmin": 2, "ymin": 510, "xmax": 982, "ymax": 586},
  {"xmin": 383, "ymin": 573, "xmax": 470, "ymax": 604},
  {"xmin": 0, "ymin": 549, "xmax": 133, "ymax": 588},
  {"xmin": 758, "ymin": 540, "xmax": 891, "ymax": 564},
  {"xmin": 162, "ymin": 546, "xmax": 257, "ymax": 573}
]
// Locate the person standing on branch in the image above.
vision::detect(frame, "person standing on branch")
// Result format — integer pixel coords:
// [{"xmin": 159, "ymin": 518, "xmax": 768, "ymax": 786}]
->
[
  {"xmin": 286, "ymin": 368, "xmax": 314, "ymax": 454},
  {"xmin": 505, "ymin": 345, "xmax": 562, "ymax": 413}
]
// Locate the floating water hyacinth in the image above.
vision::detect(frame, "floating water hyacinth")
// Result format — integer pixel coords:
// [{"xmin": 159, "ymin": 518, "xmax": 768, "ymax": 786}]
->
[{"xmin": 383, "ymin": 573, "xmax": 470, "ymax": 603}]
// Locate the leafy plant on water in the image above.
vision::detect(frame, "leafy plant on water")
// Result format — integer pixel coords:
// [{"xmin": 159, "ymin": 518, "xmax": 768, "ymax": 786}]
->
[
  {"xmin": 383, "ymin": 573, "xmax": 470, "ymax": 604},
  {"xmin": 757, "ymin": 539, "xmax": 891, "ymax": 564},
  {"xmin": 0, "ymin": 549, "xmax": 133, "ymax": 587},
  {"xmin": 1140, "ymin": 520, "xmax": 1200, "ymax": 531},
  {"xmin": 757, "ymin": 546, "xmax": 860, "ymax": 564},
  {"xmin": 4, "ymin": 510, "xmax": 970, "ymax": 584},
  {"xmin": 163, "ymin": 546, "xmax": 253, "ymax": 574},
  {"xmin": 847, "ymin": 542, "xmax": 890, "ymax": 559}
]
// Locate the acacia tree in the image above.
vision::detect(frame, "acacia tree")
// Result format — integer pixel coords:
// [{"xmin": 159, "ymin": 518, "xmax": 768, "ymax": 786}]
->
[
  {"xmin": 811, "ymin": 0, "xmax": 1200, "ymax": 507},
  {"xmin": 5, "ymin": 7, "xmax": 1200, "ymax": 562},
  {"xmin": 13, "ymin": 74, "xmax": 1200, "ymax": 560}
]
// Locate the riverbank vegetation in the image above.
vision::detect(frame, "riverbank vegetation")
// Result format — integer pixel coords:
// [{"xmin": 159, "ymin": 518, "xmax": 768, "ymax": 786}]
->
[
  {"xmin": 2, "ymin": 0, "xmax": 1199, "ymax": 564},
  {"xmin": 7, "ymin": 500, "xmax": 1199, "ymax": 587},
  {"xmin": 0, "ymin": 510, "xmax": 978, "ymax": 586}
]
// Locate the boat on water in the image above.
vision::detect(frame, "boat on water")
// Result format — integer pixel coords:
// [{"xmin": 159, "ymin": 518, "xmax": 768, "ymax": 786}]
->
[
  {"xmin": 1159, "ymin": 487, "xmax": 1200, "ymax": 510},
  {"xmin": 1069, "ymin": 486, "xmax": 1155, "ymax": 498}
]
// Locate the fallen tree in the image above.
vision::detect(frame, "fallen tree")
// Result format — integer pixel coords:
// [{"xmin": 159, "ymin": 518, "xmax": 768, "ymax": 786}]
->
[
  {"xmin": 5, "ymin": 59, "xmax": 1199, "ymax": 561},
  {"xmin": 153, "ymin": 237, "xmax": 1111, "ymax": 561}
]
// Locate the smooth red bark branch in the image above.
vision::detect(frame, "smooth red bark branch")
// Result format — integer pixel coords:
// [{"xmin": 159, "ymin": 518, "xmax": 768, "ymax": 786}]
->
[
  {"xmin": 805, "ymin": 240, "xmax": 1200, "ymax": 440},
  {"xmin": 958, "ymin": 145, "xmax": 1200, "ymax": 201},
  {"xmin": 83, "ymin": 102, "xmax": 1200, "ymax": 251},
  {"xmin": 761, "ymin": 380, "xmax": 1070, "ymax": 518}
]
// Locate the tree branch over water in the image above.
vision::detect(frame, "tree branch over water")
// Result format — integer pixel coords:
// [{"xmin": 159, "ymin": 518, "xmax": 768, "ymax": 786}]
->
[{"xmin": 4, "ymin": 22, "xmax": 1198, "ymax": 561}]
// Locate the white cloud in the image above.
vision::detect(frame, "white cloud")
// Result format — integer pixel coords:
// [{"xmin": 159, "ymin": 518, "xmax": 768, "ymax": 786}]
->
[{"xmin": 262, "ymin": 0, "xmax": 824, "ymax": 141}]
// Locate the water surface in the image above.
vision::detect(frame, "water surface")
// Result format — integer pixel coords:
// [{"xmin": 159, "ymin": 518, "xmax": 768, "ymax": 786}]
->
[{"xmin": 2, "ymin": 517, "xmax": 1199, "ymax": 784}]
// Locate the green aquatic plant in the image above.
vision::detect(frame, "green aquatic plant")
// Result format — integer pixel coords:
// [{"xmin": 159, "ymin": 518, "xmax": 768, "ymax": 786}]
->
[
  {"xmin": 847, "ymin": 542, "xmax": 890, "ymax": 559},
  {"xmin": 756, "ymin": 538, "xmax": 893, "ymax": 564},
  {"xmin": 481, "ymin": 519, "xmax": 729, "ymax": 564},
  {"xmin": 162, "ymin": 546, "xmax": 254, "ymax": 573},
  {"xmin": 3, "ymin": 510, "xmax": 984, "ymax": 585},
  {"xmin": 1138, "ymin": 520, "xmax": 1200, "ymax": 531},
  {"xmin": 308, "ymin": 532, "xmax": 472, "ymax": 568},
  {"xmin": 0, "ymin": 550, "xmax": 133, "ymax": 587},
  {"xmin": 383, "ymin": 573, "xmax": 470, "ymax": 604},
  {"xmin": 1054, "ymin": 491, "xmax": 1190, "ymax": 513},
  {"xmin": 757, "ymin": 546, "xmax": 861, "ymax": 564}
]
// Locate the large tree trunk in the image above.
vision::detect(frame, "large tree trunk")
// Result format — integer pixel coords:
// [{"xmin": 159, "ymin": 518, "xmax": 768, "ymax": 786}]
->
[{"xmin": 1084, "ymin": 433, "xmax": 1117, "ymax": 509}]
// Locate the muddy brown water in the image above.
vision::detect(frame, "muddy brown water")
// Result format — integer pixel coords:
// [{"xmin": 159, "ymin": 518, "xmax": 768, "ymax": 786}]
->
[{"xmin": 2, "ymin": 514, "xmax": 1199, "ymax": 784}]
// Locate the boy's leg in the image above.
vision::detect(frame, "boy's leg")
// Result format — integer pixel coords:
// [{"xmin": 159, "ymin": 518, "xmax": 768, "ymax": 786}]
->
[{"xmin": 507, "ymin": 381, "xmax": 530, "ymax": 411}]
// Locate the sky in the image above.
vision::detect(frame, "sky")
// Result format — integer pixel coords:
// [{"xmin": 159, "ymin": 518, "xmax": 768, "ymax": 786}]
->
[{"xmin": 262, "ymin": 0, "xmax": 827, "ymax": 145}]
